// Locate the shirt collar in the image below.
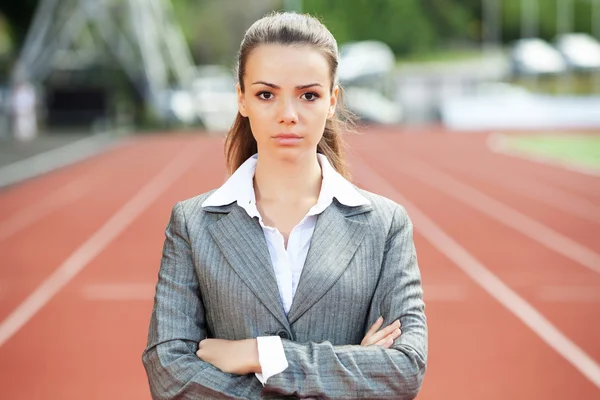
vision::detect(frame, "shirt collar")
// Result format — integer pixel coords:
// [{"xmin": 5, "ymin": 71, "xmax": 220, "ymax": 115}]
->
[{"xmin": 201, "ymin": 153, "xmax": 369, "ymax": 213}]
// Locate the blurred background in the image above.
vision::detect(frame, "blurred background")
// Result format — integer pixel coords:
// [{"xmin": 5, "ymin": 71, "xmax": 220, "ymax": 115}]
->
[
  {"xmin": 0, "ymin": 0, "xmax": 599, "ymax": 136},
  {"xmin": 0, "ymin": 1, "xmax": 599, "ymax": 399}
]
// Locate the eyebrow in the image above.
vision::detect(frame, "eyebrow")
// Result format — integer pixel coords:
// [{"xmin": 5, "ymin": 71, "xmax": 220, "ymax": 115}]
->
[{"xmin": 251, "ymin": 81, "xmax": 323, "ymax": 90}]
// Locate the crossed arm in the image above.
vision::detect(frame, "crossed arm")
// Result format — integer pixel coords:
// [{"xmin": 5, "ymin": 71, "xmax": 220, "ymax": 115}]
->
[
  {"xmin": 142, "ymin": 203, "xmax": 427, "ymax": 399},
  {"xmin": 194, "ymin": 316, "xmax": 402, "ymax": 375}
]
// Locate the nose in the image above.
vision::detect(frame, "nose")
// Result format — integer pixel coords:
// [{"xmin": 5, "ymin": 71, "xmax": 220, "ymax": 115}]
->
[{"xmin": 278, "ymin": 98, "xmax": 298, "ymax": 125}]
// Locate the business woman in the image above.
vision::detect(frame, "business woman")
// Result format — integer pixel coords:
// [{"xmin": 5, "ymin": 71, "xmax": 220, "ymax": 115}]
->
[{"xmin": 142, "ymin": 11, "xmax": 427, "ymax": 400}]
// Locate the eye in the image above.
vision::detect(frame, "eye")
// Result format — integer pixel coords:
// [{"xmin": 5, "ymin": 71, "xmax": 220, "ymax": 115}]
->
[
  {"xmin": 302, "ymin": 92, "xmax": 320, "ymax": 101},
  {"xmin": 257, "ymin": 91, "xmax": 273, "ymax": 100}
]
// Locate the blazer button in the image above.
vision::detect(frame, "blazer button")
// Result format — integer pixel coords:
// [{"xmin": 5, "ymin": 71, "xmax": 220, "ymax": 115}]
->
[{"xmin": 276, "ymin": 330, "xmax": 290, "ymax": 339}]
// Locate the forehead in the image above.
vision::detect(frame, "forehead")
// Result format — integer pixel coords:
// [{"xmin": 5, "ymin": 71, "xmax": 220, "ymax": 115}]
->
[{"xmin": 244, "ymin": 44, "xmax": 332, "ymax": 86}]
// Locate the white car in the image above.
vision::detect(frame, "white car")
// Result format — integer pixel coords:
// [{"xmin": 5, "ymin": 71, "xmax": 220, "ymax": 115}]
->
[
  {"xmin": 343, "ymin": 87, "xmax": 402, "ymax": 125},
  {"xmin": 338, "ymin": 40, "xmax": 395, "ymax": 83},
  {"xmin": 337, "ymin": 41, "xmax": 401, "ymax": 124},
  {"xmin": 510, "ymin": 38, "xmax": 567, "ymax": 76},
  {"xmin": 191, "ymin": 66, "xmax": 238, "ymax": 132},
  {"xmin": 554, "ymin": 33, "xmax": 600, "ymax": 71}
]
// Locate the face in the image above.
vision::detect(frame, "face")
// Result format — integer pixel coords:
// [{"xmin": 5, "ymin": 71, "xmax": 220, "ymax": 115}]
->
[{"xmin": 237, "ymin": 44, "xmax": 338, "ymax": 162}]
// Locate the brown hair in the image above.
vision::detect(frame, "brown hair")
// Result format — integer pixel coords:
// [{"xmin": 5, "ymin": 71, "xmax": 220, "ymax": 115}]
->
[{"xmin": 224, "ymin": 11, "xmax": 354, "ymax": 179}]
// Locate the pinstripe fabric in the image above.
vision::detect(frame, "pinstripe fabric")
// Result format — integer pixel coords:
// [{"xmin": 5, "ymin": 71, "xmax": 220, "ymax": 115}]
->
[{"xmin": 142, "ymin": 188, "xmax": 427, "ymax": 399}]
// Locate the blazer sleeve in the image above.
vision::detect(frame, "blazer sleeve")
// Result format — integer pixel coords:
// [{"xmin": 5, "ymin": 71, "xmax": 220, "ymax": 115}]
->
[
  {"xmin": 262, "ymin": 205, "xmax": 428, "ymax": 399},
  {"xmin": 141, "ymin": 202, "xmax": 261, "ymax": 400}
]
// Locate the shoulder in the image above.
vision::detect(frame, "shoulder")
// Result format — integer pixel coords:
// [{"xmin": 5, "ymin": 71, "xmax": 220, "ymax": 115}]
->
[
  {"xmin": 353, "ymin": 187, "xmax": 412, "ymax": 234},
  {"xmin": 177, "ymin": 189, "xmax": 219, "ymax": 214},
  {"xmin": 355, "ymin": 187, "xmax": 408, "ymax": 219},
  {"xmin": 167, "ymin": 189, "xmax": 226, "ymax": 228}
]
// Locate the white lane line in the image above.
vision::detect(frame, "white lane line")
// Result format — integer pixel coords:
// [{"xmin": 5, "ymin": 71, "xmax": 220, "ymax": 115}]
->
[
  {"xmin": 0, "ymin": 133, "xmax": 120, "ymax": 189},
  {"xmin": 487, "ymin": 133, "xmax": 600, "ymax": 197},
  {"xmin": 537, "ymin": 286, "xmax": 600, "ymax": 302},
  {"xmin": 384, "ymin": 154, "xmax": 600, "ymax": 275},
  {"xmin": 0, "ymin": 141, "xmax": 201, "ymax": 348},
  {"xmin": 352, "ymin": 155, "xmax": 600, "ymax": 389},
  {"xmin": 486, "ymin": 177, "xmax": 600, "ymax": 225},
  {"xmin": 422, "ymin": 285, "xmax": 468, "ymax": 302},
  {"xmin": 0, "ymin": 141, "xmax": 135, "ymax": 241},
  {"xmin": 80, "ymin": 283, "xmax": 155, "ymax": 301},
  {"xmin": 0, "ymin": 178, "xmax": 95, "ymax": 241},
  {"xmin": 431, "ymin": 148, "xmax": 600, "ymax": 224},
  {"xmin": 488, "ymin": 133, "xmax": 600, "ymax": 177}
]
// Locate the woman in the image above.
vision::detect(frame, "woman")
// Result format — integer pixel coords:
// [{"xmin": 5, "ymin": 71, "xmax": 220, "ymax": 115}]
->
[{"xmin": 142, "ymin": 11, "xmax": 427, "ymax": 400}]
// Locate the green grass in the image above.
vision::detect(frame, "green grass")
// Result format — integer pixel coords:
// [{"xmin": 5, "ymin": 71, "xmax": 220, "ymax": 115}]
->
[
  {"xmin": 395, "ymin": 48, "xmax": 485, "ymax": 66},
  {"xmin": 510, "ymin": 73, "xmax": 600, "ymax": 96},
  {"xmin": 501, "ymin": 134, "xmax": 600, "ymax": 170}
]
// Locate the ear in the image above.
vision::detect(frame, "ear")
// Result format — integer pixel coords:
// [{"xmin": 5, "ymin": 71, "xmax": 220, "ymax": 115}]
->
[
  {"xmin": 237, "ymin": 83, "xmax": 247, "ymax": 117},
  {"xmin": 327, "ymin": 85, "xmax": 339, "ymax": 119}
]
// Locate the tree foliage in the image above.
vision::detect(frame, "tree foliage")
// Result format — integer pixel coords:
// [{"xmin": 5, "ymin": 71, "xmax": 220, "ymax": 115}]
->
[
  {"xmin": 0, "ymin": 0, "xmax": 38, "ymax": 49},
  {"xmin": 1, "ymin": 0, "xmax": 598, "ymax": 63},
  {"xmin": 303, "ymin": 0, "xmax": 598, "ymax": 54},
  {"xmin": 303, "ymin": 0, "xmax": 473, "ymax": 55}
]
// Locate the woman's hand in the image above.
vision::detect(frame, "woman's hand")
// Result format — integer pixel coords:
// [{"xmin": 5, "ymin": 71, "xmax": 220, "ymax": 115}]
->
[
  {"xmin": 196, "ymin": 338, "xmax": 261, "ymax": 375},
  {"xmin": 197, "ymin": 318, "xmax": 401, "ymax": 374},
  {"xmin": 361, "ymin": 316, "xmax": 401, "ymax": 348}
]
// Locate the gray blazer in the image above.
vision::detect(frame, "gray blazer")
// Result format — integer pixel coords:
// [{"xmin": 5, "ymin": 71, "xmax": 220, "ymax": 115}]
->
[{"xmin": 142, "ymin": 188, "xmax": 427, "ymax": 399}]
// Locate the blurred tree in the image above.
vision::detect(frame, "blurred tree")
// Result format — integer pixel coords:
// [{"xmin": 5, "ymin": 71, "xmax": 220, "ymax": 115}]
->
[
  {"xmin": 0, "ymin": 15, "xmax": 11, "ymax": 54},
  {"xmin": 499, "ymin": 0, "xmax": 594, "ymax": 42},
  {"xmin": 0, "ymin": 0, "xmax": 38, "ymax": 51},
  {"xmin": 303, "ymin": 0, "xmax": 597, "ymax": 54},
  {"xmin": 304, "ymin": 0, "xmax": 437, "ymax": 55},
  {"xmin": 172, "ymin": 0, "xmax": 279, "ymax": 67},
  {"xmin": 303, "ymin": 0, "xmax": 487, "ymax": 55},
  {"xmin": 421, "ymin": 0, "xmax": 474, "ymax": 42},
  {"xmin": 2, "ymin": 0, "xmax": 598, "ymax": 68}
]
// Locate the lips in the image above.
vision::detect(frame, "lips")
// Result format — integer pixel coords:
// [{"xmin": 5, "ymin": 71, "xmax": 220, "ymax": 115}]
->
[
  {"xmin": 272, "ymin": 133, "xmax": 303, "ymax": 145},
  {"xmin": 273, "ymin": 133, "xmax": 302, "ymax": 139}
]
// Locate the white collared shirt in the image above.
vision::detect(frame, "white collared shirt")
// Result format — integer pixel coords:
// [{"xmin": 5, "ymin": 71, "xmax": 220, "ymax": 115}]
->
[{"xmin": 202, "ymin": 153, "xmax": 370, "ymax": 384}]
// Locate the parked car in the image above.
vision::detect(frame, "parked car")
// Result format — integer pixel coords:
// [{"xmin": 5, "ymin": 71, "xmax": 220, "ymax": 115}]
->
[
  {"xmin": 343, "ymin": 86, "xmax": 402, "ymax": 125},
  {"xmin": 337, "ymin": 41, "xmax": 401, "ymax": 124},
  {"xmin": 190, "ymin": 65, "xmax": 238, "ymax": 132},
  {"xmin": 338, "ymin": 40, "xmax": 395, "ymax": 83},
  {"xmin": 554, "ymin": 33, "xmax": 600, "ymax": 71},
  {"xmin": 510, "ymin": 38, "xmax": 567, "ymax": 76},
  {"xmin": 164, "ymin": 88, "xmax": 197, "ymax": 125}
]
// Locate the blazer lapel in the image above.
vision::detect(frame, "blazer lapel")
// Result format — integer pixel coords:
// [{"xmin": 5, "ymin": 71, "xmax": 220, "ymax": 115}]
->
[
  {"xmin": 206, "ymin": 204, "xmax": 290, "ymax": 329},
  {"xmin": 287, "ymin": 201, "xmax": 372, "ymax": 324}
]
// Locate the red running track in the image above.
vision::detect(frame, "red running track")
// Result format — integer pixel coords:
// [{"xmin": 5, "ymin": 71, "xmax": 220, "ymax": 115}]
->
[{"xmin": 0, "ymin": 128, "xmax": 598, "ymax": 399}]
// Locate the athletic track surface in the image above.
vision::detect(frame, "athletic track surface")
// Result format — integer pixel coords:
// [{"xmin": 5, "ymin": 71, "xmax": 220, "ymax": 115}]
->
[{"xmin": 0, "ymin": 126, "xmax": 599, "ymax": 399}]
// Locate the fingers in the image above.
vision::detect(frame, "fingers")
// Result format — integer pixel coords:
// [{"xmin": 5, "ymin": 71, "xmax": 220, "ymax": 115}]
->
[
  {"xmin": 196, "ymin": 340, "xmax": 205, "ymax": 357},
  {"xmin": 361, "ymin": 316, "xmax": 384, "ymax": 345},
  {"xmin": 196, "ymin": 339, "xmax": 212, "ymax": 357},
  {"xmin": 367, "ymin": 319, "xmax": 401, "ymax": 345},
  {"xmin": 375, "ymin": 326, "xmax": 402, "ymax": 348},
  {"xmin": 361, "ymin": 319, "xmax": 402, "ymax": 346}
]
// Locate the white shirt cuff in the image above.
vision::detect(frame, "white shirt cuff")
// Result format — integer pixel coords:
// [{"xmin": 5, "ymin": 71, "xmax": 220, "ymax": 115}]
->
[{"xmin": 254, "ymin": 336, "xmax": 289, "ymax": 386}]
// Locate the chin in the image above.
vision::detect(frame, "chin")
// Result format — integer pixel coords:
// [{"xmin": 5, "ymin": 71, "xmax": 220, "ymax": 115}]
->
[{"xmin": 271, "ymin": 146, "xmax": 316, "ymax": 163}]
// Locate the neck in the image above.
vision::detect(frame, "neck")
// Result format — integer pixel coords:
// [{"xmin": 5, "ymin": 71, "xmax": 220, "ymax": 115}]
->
[{"xmin": 254, "ymin": 153, "xmax": 322, "ymax": 203}]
